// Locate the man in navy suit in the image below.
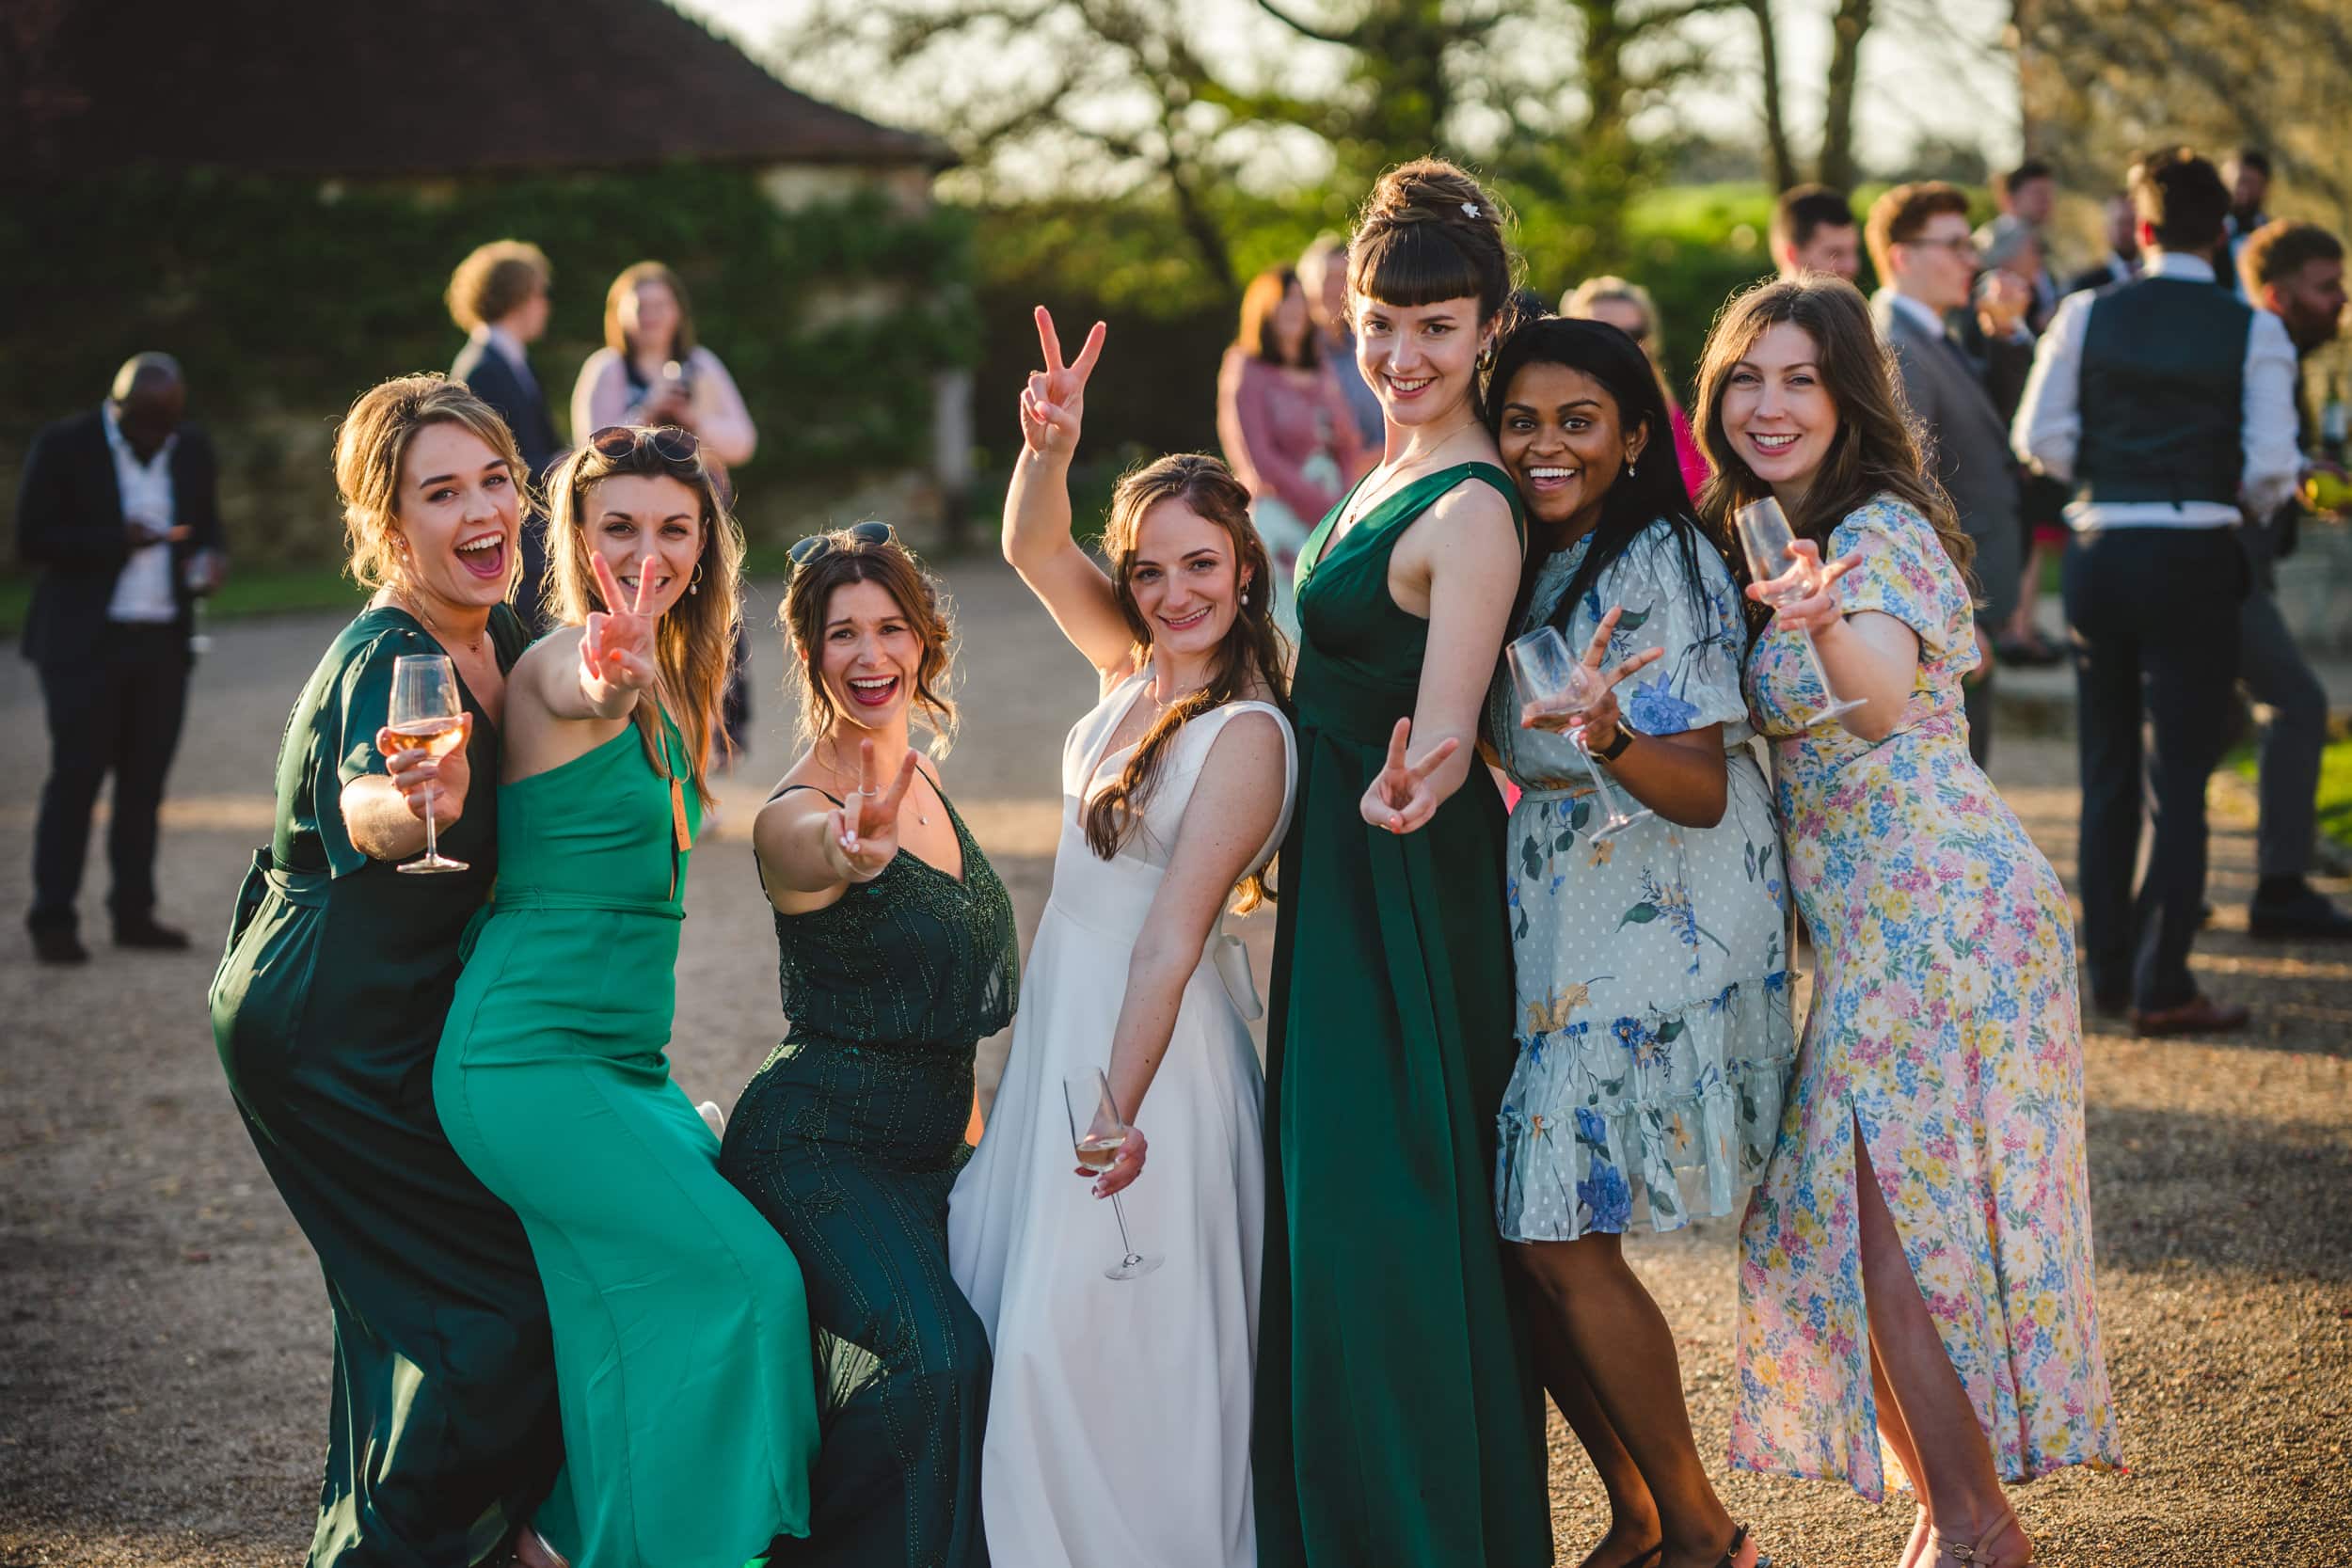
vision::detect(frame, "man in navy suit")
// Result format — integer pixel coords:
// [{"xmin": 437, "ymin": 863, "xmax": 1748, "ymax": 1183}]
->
[
  {"xmin": 447, "ymin": 240, "xmax": 559, "ymax": 624},
  {"xmin": 18, "ymin": 354, "xmax": 227, "ymax": 963}
]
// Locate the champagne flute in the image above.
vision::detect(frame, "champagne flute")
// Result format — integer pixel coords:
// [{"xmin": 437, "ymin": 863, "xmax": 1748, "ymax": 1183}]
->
[
  {"xmin": 1063, "ymin": 1068, "xmax": 1161, "ymax": 1281},
  {"xmin": 387, "ymin": 654, "xmax": 469, "ymax": 874},
  {"xmin": 1505, "ymin": 626, "xmax": 1654, "ymax": 843},
  {"xmin": 1733, "ymin": 498, "xmax": 1866, "ymax": 726}
]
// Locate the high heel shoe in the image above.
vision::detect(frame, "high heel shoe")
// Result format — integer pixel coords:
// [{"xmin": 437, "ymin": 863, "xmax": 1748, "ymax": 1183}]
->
[{"xmin": 1932, "ymin": 1510, "xmax": 2025, "ymax": 1567}]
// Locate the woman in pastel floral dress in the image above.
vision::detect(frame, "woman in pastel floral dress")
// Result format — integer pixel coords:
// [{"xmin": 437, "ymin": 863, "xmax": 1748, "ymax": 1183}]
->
[
  {"xmin": 1693, "ymin": 277, "xmax": 2121, "ymax": 1568},
  {"xmin": 1485, "ymin": 315, "xmax": 1790, "ymax": 1568}
]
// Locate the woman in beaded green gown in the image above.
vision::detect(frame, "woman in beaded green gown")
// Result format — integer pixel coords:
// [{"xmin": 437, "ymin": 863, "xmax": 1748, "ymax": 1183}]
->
[
  {"xmin": 212, "ymin": 376, "xmax": 561, "ymax": 1566},
  {"xmin": 1256, "ymin": 159, "xmax": 1551, "ymax": 1567},
  {"xmin": 721, "ymin": 524, "xmax": 1017, "ymax": 1568},
  {"xmin": 435, "ymin": 426, "xmax": 818, "ymax": 1568}
]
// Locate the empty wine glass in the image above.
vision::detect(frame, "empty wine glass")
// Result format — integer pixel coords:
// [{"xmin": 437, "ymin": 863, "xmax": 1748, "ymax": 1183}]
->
[
  {"xmin": 1506, "ymin": 626, "xmax": 1655, "ymax": 843},
  {"xmin": 1063, "ymin": 1068, "xmax": 1160, "ymax": 1281},
  {"xmin": 386, "ymin": 654, "xmax": 469, "ymax": 874},
  {"xmin": 1734, "ymin": 498, "xmax": 1866, "ymax": 727}
]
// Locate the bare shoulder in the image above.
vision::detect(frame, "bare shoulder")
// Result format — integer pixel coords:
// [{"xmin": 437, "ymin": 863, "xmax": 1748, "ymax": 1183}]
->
[{"xmin": 1199, "ymin": 705, "xmax": 1290, "ymax": 781}]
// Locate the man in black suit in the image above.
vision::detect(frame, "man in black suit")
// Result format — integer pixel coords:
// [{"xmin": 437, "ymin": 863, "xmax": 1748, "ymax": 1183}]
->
[
  {"xmin": 447, "ymin": 239, "xmax": 558, "ymax": 623},
  {"xmin": 18, "ymin": 354, "xmax": 226, "ymax": 963}
]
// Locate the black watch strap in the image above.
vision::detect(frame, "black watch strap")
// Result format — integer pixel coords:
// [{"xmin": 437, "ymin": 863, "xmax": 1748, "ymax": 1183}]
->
[{"xmin": 1595, "ymin": 722, "xmax": 1637, "ymax": 763}]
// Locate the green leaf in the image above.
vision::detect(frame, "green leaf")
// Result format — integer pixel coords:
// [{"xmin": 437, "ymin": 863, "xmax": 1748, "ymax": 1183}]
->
[
  {"xmin": 1553, "ymin": 830, "xmax": 1577, "ymax": 851},
  {"xmin": 1619, "ymin": 903, "xmax": 1661, "ymax": 927},
  {"xmin": 1521, "ymin": 836, "xmax": 1544, "ymax": 879},
  {"xmin": 1571, "ymin": 798, "xmax": 1594, "ymax": 829},
  {"xmin": 1652, "ymin": 1184, "xmax": 1679, "ymax": 1218},
  {"xmin": 1616, "ymin": 608, "xmax": 1651, "ymax": 632},
  {"xmin": 1659, "ymin": 1017, "xmax": 1685, "ymax": 1042}
]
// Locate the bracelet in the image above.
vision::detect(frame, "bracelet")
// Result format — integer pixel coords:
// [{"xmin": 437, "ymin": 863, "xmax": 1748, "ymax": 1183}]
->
[{"xmin": 1594, "ymin": 721, "xmax": 1638, "ymax": 763}]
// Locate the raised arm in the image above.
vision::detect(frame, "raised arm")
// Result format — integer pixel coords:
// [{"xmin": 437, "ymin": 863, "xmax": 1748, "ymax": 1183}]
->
[
  {"xmin": 522, "ymin": 552, "xmax": 661, "ymax": 723},
  {"xmin": 1003, "ymin": 307, "xmax": 1134, "ymax": 678}
]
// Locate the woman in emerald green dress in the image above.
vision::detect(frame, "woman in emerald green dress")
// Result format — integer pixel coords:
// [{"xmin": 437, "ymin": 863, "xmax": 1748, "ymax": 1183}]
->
[
  {"xmin": 720, "ymin": 524, "xmax": 1017, "ymax": 1567},
  {"xmin": 210, "ymin": 375, "xmax": 561, "ymax": 1566},
  {"xmin": 435, "ymin": 425, "xmax": 818, "ymax": 1568},
  {"xmin": 1256, "ymin": 159, "xmax": 1553, "ymax": 1566}
]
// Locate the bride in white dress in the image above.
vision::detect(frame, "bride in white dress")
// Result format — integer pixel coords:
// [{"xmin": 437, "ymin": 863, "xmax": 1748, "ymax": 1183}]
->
[{"xmin": 948, "ymin": 309, "xmax": 1296, "ymax": 1568}]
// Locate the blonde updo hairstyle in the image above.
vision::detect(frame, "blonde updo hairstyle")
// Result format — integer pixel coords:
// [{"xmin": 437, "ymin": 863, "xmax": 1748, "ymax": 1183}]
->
[
  {"xmin": 782, "ymin": 527, "xmax": 960, "ymax": 760},
  {"xmin": 543, "ymin": 430, "xmax": 747, "ymax": 806},
  {"xmin": 332, "ymin": 372, "xmax": 529, "ymax": 596}
]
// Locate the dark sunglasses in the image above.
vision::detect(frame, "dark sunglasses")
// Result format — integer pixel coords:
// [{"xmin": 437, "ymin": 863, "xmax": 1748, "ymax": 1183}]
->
[
  {"xmin": 587, "ymin": 424, "xmax": 702, "ymax": 467},
  {"xmin": 787, "ymin": 519, "xmax": 896, "ymax": 574}
]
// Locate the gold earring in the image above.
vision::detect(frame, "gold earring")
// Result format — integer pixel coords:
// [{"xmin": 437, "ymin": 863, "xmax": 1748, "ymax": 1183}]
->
[{"xmin": 690, "ymin": 562, "xmax": 705, "ymax": 596}]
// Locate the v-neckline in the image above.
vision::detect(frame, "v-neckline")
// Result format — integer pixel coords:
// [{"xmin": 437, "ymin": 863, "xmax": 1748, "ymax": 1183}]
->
[
  {"xmin": 376, "ymin": 604, "xmax": 507, "ymax": 736},
  {"xmin": 898, "ymin": 776, "xmax": 971, "ymax": 890},
  {"xmin": 1087, "ymin": 671, "xmax": 1157, "ymax": 786},
  {"xmin": 1302, "ymin": 461, "xmax": 1490, "ymax": 578}
]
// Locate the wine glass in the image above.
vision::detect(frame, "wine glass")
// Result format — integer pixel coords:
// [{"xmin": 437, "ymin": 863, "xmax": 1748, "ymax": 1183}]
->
[
  {"xmin": 387, "ymin": 654, "xmax": 469, "ymax": 874},
  {"xmin": 1505, "ymin": 626, "xmax": 1654, "ymax": 843},
  {"xmin": 1063, "ymin": 1068, "xmax": 1160, "ymax": 1281},
  {"xmin": 1733, "ymin": 498, "xmax": 1866, "ymax": 726}
]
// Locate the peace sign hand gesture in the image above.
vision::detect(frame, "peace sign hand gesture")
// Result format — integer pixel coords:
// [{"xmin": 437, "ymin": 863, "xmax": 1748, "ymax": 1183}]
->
[
  {"xmin": 1017, "ymin": 306, "xmax": 1106, "ymax": 463},
  {"xmin": 1520, "ymin": 605, "xmax": 1665, "ymax": 751},
  {"xmin": 1360, "ymin": 717, "xmax": 1460, "ymax": 835},
  {"xmin": 582, "ymin": 553, "xmax": 663, "ymax": 700},
  {"xmin": 823, "ymin": 737, "xmax": 923, "ymax": 884}
]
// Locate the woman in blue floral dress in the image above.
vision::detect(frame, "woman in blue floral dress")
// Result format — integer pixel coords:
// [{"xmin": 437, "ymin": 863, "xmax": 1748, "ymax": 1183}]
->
[
  {"xmin": 1694, "ymin": 278, "xmax": 2120, "ymax": 1568},
  {"xmin": 1485, "ymin": 316, "xmax": 1791, "ymax": 1568}
]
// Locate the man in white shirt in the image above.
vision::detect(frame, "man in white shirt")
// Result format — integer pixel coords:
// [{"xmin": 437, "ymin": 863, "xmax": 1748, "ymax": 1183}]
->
[
  {"xmin": 2012, "ymin": 149, "xmax": 2300, "ymax": 1037},
  {"xmin": 17, "ymin": 355, "xmax": 226, "ymax": 964}
]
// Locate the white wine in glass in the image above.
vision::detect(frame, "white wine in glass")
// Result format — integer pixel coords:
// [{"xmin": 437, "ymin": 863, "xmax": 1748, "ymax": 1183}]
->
[
  {"xmin": 1733, "ymin": 498, "xmax": 1867, "ymax": 727},
  {"xmin": 1063, "ymin": 1068, "xmax": 1160, "ymax": 1281},
  {"xmin": 1504, "ymin": 626, "xmax": 1654, "ymax": 842},
  {"xmin": 388, "ymin": 654, "xmax": 469, "ymax": 874}
]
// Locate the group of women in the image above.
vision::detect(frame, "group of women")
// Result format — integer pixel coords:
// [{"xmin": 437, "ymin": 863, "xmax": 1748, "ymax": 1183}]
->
[{"xmin": 211, "ymin": 156, "xmax": 2121, "ymax": 1568}]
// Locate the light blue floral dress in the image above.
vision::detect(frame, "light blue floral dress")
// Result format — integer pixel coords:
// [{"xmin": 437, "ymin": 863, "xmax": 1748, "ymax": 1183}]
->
[{"xmin": 1487, "ymin": 519, "xmax": 1797, "ymax": 1243}]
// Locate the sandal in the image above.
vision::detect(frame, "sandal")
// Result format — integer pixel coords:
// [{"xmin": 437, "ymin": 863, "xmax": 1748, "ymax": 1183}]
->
[
  {"xmin": 1933, "ymin": 1510, "xmax": 2024, "ymax": 1567},
  {"xmin": 1713, "ymin": 1523, "xmax": 1771, "ymax": 1568}
]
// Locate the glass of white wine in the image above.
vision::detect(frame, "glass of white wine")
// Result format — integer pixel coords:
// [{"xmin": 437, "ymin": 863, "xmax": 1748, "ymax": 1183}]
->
[
  {"xmin": 1505, "ymin": 626, "xmax": 1654, "ymax": 842},
  {"xmin": 387, "ymin": 653, "xmax": 469, "ymax": 875},
  {"xmin": 1064, "ymin": 1067, "xmax": 1160, "ymax": 1281},
  {"xmin": 1734, "ymin": 497, "xmax": 1866, "ymax": 727}
]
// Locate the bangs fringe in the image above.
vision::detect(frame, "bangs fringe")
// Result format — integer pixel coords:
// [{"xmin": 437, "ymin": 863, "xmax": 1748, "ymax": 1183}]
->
[{"xmin": 1350, "ymin": 223, "xmax": 1486, "ymax": 309}]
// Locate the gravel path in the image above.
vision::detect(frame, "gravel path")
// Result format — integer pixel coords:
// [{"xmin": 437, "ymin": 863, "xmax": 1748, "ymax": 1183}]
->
[{"xmin": 3, "ymin": 562, "xmax": 2346, "ymax": 1566}]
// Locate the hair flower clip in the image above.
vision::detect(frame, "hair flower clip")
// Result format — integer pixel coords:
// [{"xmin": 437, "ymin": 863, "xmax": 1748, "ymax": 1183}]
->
[{"xmin": 1461, "ymin": 201, "xmax": 1481, "ymax": 219}]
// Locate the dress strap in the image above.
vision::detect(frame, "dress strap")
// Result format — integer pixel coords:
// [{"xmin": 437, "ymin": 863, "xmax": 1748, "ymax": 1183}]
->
[{"xmin": 769, "ymin": 782, "xmax": 845, "ymax": 807}]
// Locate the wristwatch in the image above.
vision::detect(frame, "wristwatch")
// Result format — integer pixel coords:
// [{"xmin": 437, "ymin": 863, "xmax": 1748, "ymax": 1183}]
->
[{"xmin": 1593, "ymin": 721, "xmax": 1638, "ymax": 763}]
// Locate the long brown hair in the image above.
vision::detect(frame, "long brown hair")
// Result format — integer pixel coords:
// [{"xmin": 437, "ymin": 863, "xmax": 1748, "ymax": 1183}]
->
[
  {"xmin": 1692, "ymin": 277, "xmax": 1974, "ymax": 586},
  {"xmin": 1085, "ymin": 453, "xmax": 1289, "ymax": 914},
  {"xmin": 782, "ymin": 528, "xmax": 959, "ymax": 758},
  {"xmin": 543, "ymin": 432, "xmax": 744, "ymax": 806},
  {"xmin": 1236, "ymin": 267, "xmax": 1317, "ymax": 368}
]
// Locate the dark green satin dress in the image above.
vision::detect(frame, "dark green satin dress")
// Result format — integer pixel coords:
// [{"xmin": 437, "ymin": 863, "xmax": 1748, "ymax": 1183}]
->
[
  {"xmin": 722, "ymin": 780, "xmax": 1018, "ymax": 1568},
  {"xmin": 210, "ymin": 604, "xmax": 560, "ymax": 1568},
  {"xmin": 1255, "ymin": 465, "xmax": 1552, "ymax": 1567}
]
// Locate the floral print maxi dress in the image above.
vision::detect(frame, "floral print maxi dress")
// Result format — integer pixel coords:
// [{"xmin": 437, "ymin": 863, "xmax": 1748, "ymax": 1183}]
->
[
  {"xmin": 1488, "ymin": 521, "xmax": 1796, "ymax": 1243},
  {"xmin": 1732, "ymin": 496, "xmax": 2122, "ymax": 1500}
]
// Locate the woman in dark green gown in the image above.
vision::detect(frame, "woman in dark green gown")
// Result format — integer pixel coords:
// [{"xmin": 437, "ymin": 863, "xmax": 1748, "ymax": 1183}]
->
[
  {"xmin": 210, "ymin": 376, "xmax": 560, "ymax": 1566},
  {"xmin": 723, "ymin": 526, "xmax": 1018, "ymax": 1568},
  {"xmin": 1255, "ymin": 161, "xmax": 1553, "ymax": 1568}
]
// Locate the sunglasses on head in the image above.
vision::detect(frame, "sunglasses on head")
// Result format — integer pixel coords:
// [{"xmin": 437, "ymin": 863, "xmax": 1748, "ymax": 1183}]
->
[
  {"xmin": 587, "ymin": 424, "xmax": 701, "ymax": 467},
  {"xmin": 787, "ymin": 520, "xmax": 896, "ymax": 574}
]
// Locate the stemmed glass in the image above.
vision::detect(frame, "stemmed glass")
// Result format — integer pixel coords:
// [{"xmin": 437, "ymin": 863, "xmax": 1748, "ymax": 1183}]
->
[
  {"xmin": 1506, "ymin": 626, "xmax": 1654, "ymax": 843},
  {"xmin": 1063, "ymin": 1068, "xmax": 1160, "ymax": 1281},
  {"xmin": 1734, "ymin": 498, "xmax": 1866, "ymax": 726},
  {"xmin": 387, "ymin": 654, "xmax": 469, "ymax": 874}
]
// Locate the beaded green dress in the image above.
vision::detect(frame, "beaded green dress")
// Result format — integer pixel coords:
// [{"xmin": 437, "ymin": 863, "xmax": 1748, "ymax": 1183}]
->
[
  {"xmin": 722, "ymin": 777, "xmax": 1018, "ymax": 1568},
  {"xmin": 1255, "ymin": 465, "xmax": 1552, "ymax": 1567}
]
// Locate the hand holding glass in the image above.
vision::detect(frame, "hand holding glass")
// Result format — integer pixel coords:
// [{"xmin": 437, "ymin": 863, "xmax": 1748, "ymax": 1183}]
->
[
  {"xmin": 1064, "ymin": 1068, "xmax": 1160, "ymax": 1281},
  {"xmin": 1734, "ymin": 498, "xmax": 1865, "ymax": 726},
  {"xmin": 1506, "ymin": 626, "xmax": 1653, "ymax": 842},
  {"xmin": 387, "ymin": 654, "xmax": 469, "ymax": 874}
]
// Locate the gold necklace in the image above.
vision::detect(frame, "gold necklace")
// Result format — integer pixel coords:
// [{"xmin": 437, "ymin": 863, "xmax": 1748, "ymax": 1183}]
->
[
  {"xmin": 402, "ymin": 590, "xmax": 487, "ymax": 657},
  {"xmin": 1338, "ymin": 418, "xmax": 1485, "ymax": 533}
]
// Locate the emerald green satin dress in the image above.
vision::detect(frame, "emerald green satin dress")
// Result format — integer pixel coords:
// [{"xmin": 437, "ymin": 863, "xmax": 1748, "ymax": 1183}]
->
[
  {"xmin": 1255, "ymin": 465, "xmax": 1552, "ymax": 1567},
  {"xmin": 436, "ymin": 712, "xmax": 818, "ymax": 1567},
  {"xmin": 211, "ymin": 604, "xmax": 561, "ymax": 1567}
]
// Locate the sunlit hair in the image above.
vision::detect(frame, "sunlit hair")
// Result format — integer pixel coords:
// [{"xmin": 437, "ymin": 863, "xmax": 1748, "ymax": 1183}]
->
[
  {"xmin": 782, "ymin": 527, "xmax": 958, "ymax": 759},
  {"xmin": 1236, "ymin": 267, "xmax": 1318, "ymax": 369},
  {"xmin": 1347, "ymin": 158, "xmax": 1518, "ymax": 325},
  {"xmin": 1089, "ymin": 453, "xmax": 1290, "ymax": 914},
  {"xmin": 543, "ymin": 431, "xmax": 745, "ymax": 806},
  {"xmin": 332, "ymin": 373, "xmax": 529, "ymax": 595},
  {"xmin": 1692, "ymin": 278, "xmax": 1974, "ymax": 610},
  {"xmin": 603, "ymin": 261, "xmax": 700, "ymax": 361},
  {"xmin": 444, "ymin": 240, "xmax": 549, "ymax": 334}
]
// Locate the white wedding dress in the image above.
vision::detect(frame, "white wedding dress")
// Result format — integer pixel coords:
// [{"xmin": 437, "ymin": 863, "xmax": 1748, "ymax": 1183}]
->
[{"xmin": 948, "ymin": 670, "xmax": 1295, "ymax": 1568}]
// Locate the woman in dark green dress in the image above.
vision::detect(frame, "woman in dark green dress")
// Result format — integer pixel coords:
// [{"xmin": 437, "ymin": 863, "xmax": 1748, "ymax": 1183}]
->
[
  {"xmin": 1255, "ymin": 160, "xmax": 1553, "ymax": 1567},
  {"xmin": 722, "ymin": 525, "xmax": 1018, "ymax": 1568},
  {"xmin": 210, "ymin": 375, "xmax": 560, "ymax": 1567}
]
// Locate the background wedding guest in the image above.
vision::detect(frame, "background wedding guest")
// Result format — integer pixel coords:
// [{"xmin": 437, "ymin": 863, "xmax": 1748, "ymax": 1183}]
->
[
  {"xmin": 2068, "ymin": 193, "xmax": 2141, "ymax": 293},
  {"xmin": 2222, "ymin": 148, "xmax": 2274, "ymax": 293},
  {"xmin": 18, "ymin": 352, "xmax": 226, "ymax": 963},
  {"xmin": 2013, "ymin": 147, "xmax": 2301, "ymax": 1035},
  {"xmin": 2233, "ymin": 220, "xmax": 2352, "ymax": 939},
  {"xmin": 1216, "ymin": 265, "xmax": 1367, "ymax": 639},
  {"xmin": 448, "ymin": 239, "xmax": 560, "ymax": 623},
  {"xmin": 1990, "ymin": 159, "xmax": 2062, "ymax": 324},
  {"xmin": 1770, "ymin": 183, "xmax": 1861, "ymax": 283},
  {"xmin": 1562, "ymin": 277, "xmax": 1710, "ymax": 497},
  {"xmin": 1295, "ymin": 233, "xmax": 1385, "ymax": 455}
]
